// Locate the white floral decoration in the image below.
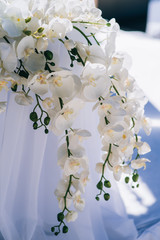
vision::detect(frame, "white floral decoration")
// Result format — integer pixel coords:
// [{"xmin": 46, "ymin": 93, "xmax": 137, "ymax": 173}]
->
[{"xmin": 0, "ymin": 0, "xmax": 151, "ymax": 236}]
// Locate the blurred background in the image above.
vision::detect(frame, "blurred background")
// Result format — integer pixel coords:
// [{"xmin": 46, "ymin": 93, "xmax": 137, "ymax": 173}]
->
[{"xmin": 98, "ymin": 0, "xmax": 149, "ymax": 31}]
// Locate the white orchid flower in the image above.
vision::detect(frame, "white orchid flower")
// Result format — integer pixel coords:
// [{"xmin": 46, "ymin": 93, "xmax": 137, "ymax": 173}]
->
[
  {"xmin": 68, "ymin": 129, "xmax": 91, "ymax": 149},
  {"xmin": 42, "ymin": 97, "xmax": 54, "ymax": 110},
  {"xmin": 50, "ymin": 99, "xmax": 84, "ymax": 135},
  {"xmin": 17, "ymin": 36, "xmax": 36, "ymax": 59},
  {"xmin": 85, "ymin": 45, "xmax": 107, "ymax": 65},
  {"xmin": 2, "ymin": 7, "xmax": 26, "ymax": 37},
  {"xmin": 47, "ymin": 70, "xmax": 81, "ymax": 99},
  {"xmin": 102, "ymin": 150, "xmax": 121, "ymax": 169},
  {"xmin": 29, "ymin": 72, "xmax": 49, "ymax": 95},
  {"xmin": 54, "ymin": 179, "xmax": 72, "ymax": 210},
  {"xmin": 36, "ymin": 38, "xmax": 48, "ymax": 52},
  {"xmin": 113, "ymin": 165, "xmax": 123, "ymax": 181},
  {"xmin": 123, "ymin": 165, "xmax": 132, "ymax": 175},
  {"xmin": 25, "ymin": 16, "xmax": 40, "ymax": 33},
  {"xmin": 109, "ymin": 56, "xmax": 124, "ymax": 77},
  {"xmin": 103, "ymin": 125, "xmax": 131, "ymax": 145},
  {"xmin": 45, "ymin": 17, "xmax": 72, "ymax": 39},
  {"xmin": 0, "ymin": 42, "xmax": 17, "ymax": 72},
  {"xmin": 65, "ymin": 211, "xmax": 78, "ymax": 223},
  {"xmin": 131, "ymin": 158, "xmax": 151, "ymax": 170},
  {"xmin": 73, "ymin": 190, "xmax": 85, "ymax": 211},
  {"xmin": 133, "ymin": 113, "xmax": 151, "ymax": 136},
  {"xmin": 54, "ymin": 179, "xmax": 69, "ymax": 198},
  {"xmin": 57, "ymin": 143, "xmax": 68, "ymax": 169},
  {"xmin": 64, "ymin": 156, "xmax": 81, "ymax": 176},
  {"xmin": 95, "ymin": 162, "xmax": 105, "ymax": 174},
  {"xmin": 135, "ymin": 141, "xmax": 151, "ymax": 155},
  {"xmin": 79, "ymin": 171, "xmax": 89, "ymax": 193},
  {"xmin": 81, "ymin": 62, "xmax": 110, "ymax": 101},
  {"xmin": 64, "ymin": 39, "xmax": 75, "ymax": 51},
  {"xmin": 76, "ymin": 43, "xmax": 106, "ymax": 65},
  {"xmin": 141, "ymin": 117, "xmax": 152, "ymax": 136},
  {"xmin": 58, "ymin": 197, "xmax": 72, "ymax": 211},
  {"xmin": 119, "ymin": 143, "xmax": 134, "ymax": 159},
  {"xmin": 0, "ymin": 25, "xmax": 6, "ymax": 38},
  {"xmin": 113, "ymin": 164, "xmax": 132, "ymax": 181},
  {"xmin": 63, "ymin": 150, "xmax": 88, "ymax": 175},
  {"xmin": 24, "ymin": 52, "xmax": 45, "ymax": 72},
  {"xmin": 15, "ymin": 92, "xmax": 33, "ymax": 106}
]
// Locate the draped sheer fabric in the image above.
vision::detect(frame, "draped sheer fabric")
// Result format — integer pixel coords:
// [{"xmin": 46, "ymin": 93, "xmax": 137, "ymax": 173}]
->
[
  {"xmin": 0, "ymin": 91, "xmax": 138, "ymax": 240},
  {"xmin": 0, "ymin": 0, "xmax": 159, "ymax": 239}
]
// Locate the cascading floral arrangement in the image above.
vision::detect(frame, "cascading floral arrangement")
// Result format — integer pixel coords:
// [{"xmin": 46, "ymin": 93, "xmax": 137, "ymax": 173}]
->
[{"xmin": 0, "ymin": 0, "xmax": 151, "ymax": 236}]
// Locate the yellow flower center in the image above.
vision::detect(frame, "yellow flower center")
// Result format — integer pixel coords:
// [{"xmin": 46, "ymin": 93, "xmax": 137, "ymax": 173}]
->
[
  {"xmin": 114, "ymin": 165, "xmax": 121, "ymax": 173},
  {"xmin": 121, "ymin": 146, "xmax": 127, "ymax": 153},
  {"xmin": 37, "ymin": 74, "xmax": 47, "ymax": 84},
  {"xmin": 0, "ymin": 81, "xmax": 8, "ymax": 91},
  {"xmin": 125, "ymin": 78, "xmax": 131, "ymax": 87},
  {"xmin": 75, "ymin": 195, "xmax": 83, "ymax": 204},
  {"xmin": 122, "ymin": 134, "xmax": 127, "ymax": 139},
  {"xmin": 0, "ymin": 80, "xmax": 7, "ymax": 86},
  {"xmin": 142, "ymin": 118, "xmax": 148, "ymax": 125},
  {"xmin": 82, "ymin": 177, "xmax": 88, "ymax": 186},
  {"xmin": 101, "ymin": 104, "xmax": 112, "ymax": 111},
  {"xmin": 86, "ymin": 49, "xmax": 91, "ymax": 56},
  {"xmin": 24, "ymin": 48, "xmax": 34, "ymax": 58},
  {"xmin": 42, "ymin": 98, "xmax": 53, "ymax": 109},
  {"xmin": 70, "ymin": 160, "xmax": 80, "ymax": 168},
  {"xmin": 33, "ymin": 12, "xmax": 41, "ymax": 19},
  {"xmin": 62, "ymin": 108, "xmax": 74, "ymax": 120},
  {"xmin": 89, "ymin": 75, "xmax": 96, "ymax": 87},
  {"xmin": 107, "ymin": 129, "xmax": 114, "ymax": 137},
  {"xmin": 53, "ymin": 76, "xmax": 63, "ymax": 87},
  {"xmin": 112, "ymin": 57, "xmax": 118, "ymax": 65},
  {"xmin": 17, "ymin": 18, "xmax": 21, "ymax": 22}
]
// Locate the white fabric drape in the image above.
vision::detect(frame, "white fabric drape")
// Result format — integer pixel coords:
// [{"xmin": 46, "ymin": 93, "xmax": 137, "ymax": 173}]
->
[
  {"xmin": 0, "ymin": 92, "xmax": 138, "ymax": 240},
  {"xmin": 1, "ymin": 0, "xmax": 160, "ymax": 239}
]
